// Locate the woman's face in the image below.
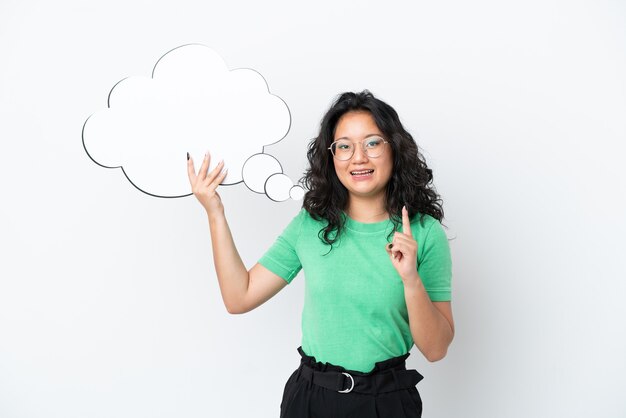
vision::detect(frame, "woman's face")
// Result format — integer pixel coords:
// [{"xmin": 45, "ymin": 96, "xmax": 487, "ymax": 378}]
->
[{"xmin": 332, "ymin": 111, "xmax": 393, "ymax": 203}]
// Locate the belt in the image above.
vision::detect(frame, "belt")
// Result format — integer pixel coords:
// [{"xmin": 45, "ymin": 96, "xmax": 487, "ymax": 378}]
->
[{"xmin": 297, "ymin": 363, "xmax": 423, "ymax": 395}]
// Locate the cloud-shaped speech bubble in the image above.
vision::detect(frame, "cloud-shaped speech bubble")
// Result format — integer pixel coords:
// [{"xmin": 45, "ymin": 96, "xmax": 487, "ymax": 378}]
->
[{"xmin": 82, "ymin": 44, "xmax": 304, "ymax": 201}]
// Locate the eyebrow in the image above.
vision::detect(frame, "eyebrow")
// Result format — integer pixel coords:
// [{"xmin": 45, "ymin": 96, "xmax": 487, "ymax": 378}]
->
[{"xmin": 334, "ymin": 133, "xmax": 383, "ymax": 141}]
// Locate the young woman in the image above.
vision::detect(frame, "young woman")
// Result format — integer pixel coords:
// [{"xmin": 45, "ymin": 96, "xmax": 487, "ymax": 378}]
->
[{"xmin": 187, "ymin": 90, "xmax": 454, "ymax": 418}]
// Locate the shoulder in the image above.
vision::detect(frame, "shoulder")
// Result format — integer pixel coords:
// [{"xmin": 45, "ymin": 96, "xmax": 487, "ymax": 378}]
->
[
  {"xmin": 297, "ymin": 208, "xmax": 326, "ymax": 226},
  {"xmin": 410, "ymin": 213, "xmax": 448, "ymax": 244},
  {"xmin": 284, "ymin": 208, "xmax": 323, "ymax": 235},
  {"xmin": 410, "ymin": 213, "xmax": 439, "ymax": 232}
]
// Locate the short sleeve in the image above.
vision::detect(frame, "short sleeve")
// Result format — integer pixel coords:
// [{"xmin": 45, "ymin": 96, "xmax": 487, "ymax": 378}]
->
[
  {"xmin": 258, "ymin": 209, "xmax": 305, "ymax": 284},
  {"xmin": 417, "ymin": 219, "xmax": 452, "ymax": 301}
]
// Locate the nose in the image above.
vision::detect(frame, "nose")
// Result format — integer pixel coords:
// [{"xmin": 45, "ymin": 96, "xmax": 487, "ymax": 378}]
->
[{"xmin": 351, "ymin": 143, "xmax": 369, "ymax": 163}]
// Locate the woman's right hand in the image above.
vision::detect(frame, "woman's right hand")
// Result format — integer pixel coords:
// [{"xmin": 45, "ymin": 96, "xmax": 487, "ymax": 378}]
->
[{"xmin": 187, "ymin": 152, "xmax": 228, "ymax": 217}]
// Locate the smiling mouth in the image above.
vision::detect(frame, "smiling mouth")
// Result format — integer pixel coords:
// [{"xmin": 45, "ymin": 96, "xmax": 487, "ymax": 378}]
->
[{"xmin": 350, "ymin": 169, "xmax": 374, "ymax": 177}]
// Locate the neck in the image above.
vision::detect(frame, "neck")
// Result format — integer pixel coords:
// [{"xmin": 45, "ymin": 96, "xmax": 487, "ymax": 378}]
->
[{"xmin": 345, "ymin": 196, "xmax": 388, "ymax": 223}]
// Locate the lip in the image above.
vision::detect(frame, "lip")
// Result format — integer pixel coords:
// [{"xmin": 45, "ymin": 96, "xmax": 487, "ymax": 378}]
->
[{"xmin": 350, "ymin": 169, "xmax": 375, "ymax": 181}]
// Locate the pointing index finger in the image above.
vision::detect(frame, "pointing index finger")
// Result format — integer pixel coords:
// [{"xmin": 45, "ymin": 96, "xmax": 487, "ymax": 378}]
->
[{"xmin": 402, "ymin": 205, "xmax": 413, "ymax": 237}]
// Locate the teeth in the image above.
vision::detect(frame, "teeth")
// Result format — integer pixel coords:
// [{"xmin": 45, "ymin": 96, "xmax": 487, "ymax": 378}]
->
[{"xmin": 351, "ymin": 169, "xmax": 374, "ymax": 175}]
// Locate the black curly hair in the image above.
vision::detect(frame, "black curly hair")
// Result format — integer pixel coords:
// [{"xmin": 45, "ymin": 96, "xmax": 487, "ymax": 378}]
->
[{"xmin": 300, "ymin": 90, "xmax": 444, "ymax": 247}]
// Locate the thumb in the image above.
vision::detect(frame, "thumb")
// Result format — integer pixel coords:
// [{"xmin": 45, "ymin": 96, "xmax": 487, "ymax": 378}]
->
[{"xmin": 385, "ymin": 243, "xmax": 400, "ymax": 261}]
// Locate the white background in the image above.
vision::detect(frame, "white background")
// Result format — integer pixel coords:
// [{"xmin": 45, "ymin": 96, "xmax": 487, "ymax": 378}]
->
[{"xmin": 1, "ymin": 0, "xmax": 625, "ymax": 417}]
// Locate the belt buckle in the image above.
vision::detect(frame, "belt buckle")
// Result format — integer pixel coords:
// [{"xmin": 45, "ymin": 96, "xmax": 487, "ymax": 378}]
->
[{"xmin": 338, "ymin": 372, "xmax": 354, "ymax": 393}]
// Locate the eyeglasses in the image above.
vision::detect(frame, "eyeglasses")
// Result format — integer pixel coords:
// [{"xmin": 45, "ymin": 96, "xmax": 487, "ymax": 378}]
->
[{"xmin": 328, "ymin": 136, "xmax": 389, "ymax": 161}]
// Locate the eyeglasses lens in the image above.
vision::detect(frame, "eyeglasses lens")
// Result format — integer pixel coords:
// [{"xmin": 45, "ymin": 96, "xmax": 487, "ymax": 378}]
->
[{"xmin": 331, "ymin": 137, "xmax": 385, "ymax": 160}]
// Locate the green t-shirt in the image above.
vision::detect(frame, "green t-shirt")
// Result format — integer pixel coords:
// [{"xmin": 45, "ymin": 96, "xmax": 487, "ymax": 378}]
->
[{"xmin": 258, "ymin": 208, "xmax": 452, "ymax": 372}]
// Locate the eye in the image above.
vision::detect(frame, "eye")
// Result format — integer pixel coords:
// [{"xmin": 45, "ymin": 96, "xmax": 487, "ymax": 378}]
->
[
  {"xmin": 365, "ymin": 137, "xmax": 383, "ymax": 148},
  {"xmin": 335, "ymin": 141, "xmax": 352, "ymax": 151}
]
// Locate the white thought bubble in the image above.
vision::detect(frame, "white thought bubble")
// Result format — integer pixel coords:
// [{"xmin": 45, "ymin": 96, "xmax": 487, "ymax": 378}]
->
[{"xmin": 82, "ymin": 44, "xmax": 303, "ymax": 200}]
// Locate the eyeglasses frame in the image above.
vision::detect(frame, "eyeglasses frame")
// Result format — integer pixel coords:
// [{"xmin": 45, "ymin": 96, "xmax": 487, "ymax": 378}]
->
[{"xmin": 327, "ymin": 136, "xmax": 390, "ymax": 161}]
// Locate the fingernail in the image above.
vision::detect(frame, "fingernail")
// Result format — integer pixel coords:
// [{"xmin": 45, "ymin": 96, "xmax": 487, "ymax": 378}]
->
[{"xmin": 187, "ymin": 152, "xmax": 190, "ymax": 161}]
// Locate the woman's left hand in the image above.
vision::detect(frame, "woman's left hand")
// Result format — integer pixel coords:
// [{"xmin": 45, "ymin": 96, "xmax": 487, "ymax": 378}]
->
[{"xmin": 386, "ymin": 206, "xmax": 420, "ymax": 285}]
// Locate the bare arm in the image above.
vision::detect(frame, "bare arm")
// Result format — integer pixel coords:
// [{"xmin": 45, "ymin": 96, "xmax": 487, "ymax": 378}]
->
[
  {"xmin": 387, "ymin": 206, "xmax": 455, "ymax": 361},
  {"xmin": 207, "ymin": 211, "xmax": 287, "ymax": 313},
  {"xmin": 404, "ymin": 283, "xmax": 454, "ymax": 362},
  {"xmin": 187, "ymin": 152, "xmax": 288, "ymax": 314}
]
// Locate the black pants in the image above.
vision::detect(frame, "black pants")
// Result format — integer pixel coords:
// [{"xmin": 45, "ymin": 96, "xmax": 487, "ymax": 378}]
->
[{"xmin": 280, "ymin": 347, "xmax": 423, "ymax": 418}]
